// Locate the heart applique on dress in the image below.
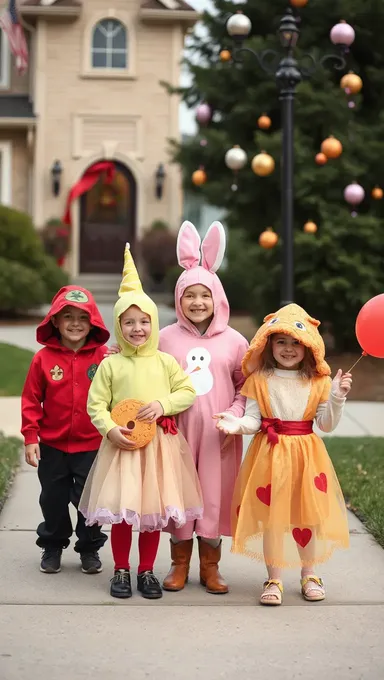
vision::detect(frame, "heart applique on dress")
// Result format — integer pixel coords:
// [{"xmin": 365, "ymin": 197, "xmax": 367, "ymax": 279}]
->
[
  {"xmin": 292, "ymin": 527, "xmax": 312, "ymax": 548},
  {"xmin": 314, "ymin": 472, "xmax": 327, "ymax": 493},
  {"xmin": 256, "ymin": 484, "xmax": 271, "ymax": 507}
]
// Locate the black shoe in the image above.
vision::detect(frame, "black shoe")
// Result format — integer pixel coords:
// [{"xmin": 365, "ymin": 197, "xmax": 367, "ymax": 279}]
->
[
  {"xmin": 110, "ymin": 569, "xmax": 132, "ymax": 599},
  {"xmin": 80, "ymin": 551, "xmax": 103, "ymax": 574},
  {"xmin": 40, "ymin": 549, "xmax": 62, "ymax": 573},
  {"xmin": 137, "ymin": 570, "xmax": 163, "ymax": 599}
]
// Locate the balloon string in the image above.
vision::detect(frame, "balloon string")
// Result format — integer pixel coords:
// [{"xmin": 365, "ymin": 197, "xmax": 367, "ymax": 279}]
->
[{"xmin": 347, "ymin": 351, "xmax": 367, "ymax": 373}]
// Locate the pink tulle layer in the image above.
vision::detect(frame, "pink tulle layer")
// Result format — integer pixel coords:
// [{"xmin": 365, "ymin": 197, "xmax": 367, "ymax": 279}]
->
[{"xmin": 80, "ymin": 506, "xmax": 203, "ymax": 532}]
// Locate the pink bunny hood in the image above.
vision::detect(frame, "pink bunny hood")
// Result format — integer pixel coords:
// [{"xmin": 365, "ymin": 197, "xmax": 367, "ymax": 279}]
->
[{"xmin": 174, "ymin": 221, "xmax": 230, "ymax": 338}]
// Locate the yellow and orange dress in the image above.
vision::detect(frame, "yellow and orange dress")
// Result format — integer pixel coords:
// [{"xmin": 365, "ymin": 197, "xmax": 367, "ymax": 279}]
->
[{"xmin": 229, "ymin": 303, "xmax": 350, "ymax": 569}]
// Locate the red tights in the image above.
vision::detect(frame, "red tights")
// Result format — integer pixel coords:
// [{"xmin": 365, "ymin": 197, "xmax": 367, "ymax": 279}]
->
[{"xmin": 111, "ymin": 521, "xmax": 160, "ymax": 573}]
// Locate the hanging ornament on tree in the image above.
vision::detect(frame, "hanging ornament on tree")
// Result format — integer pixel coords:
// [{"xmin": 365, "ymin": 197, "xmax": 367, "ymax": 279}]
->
[
  {"xmin": 199, "ymin": 138, "xmax": 208, "ymax": 147},
  {"xmin": 340, "ymin": 71, "xmax": 362, "ymax": 109},
  {"xmin": 304, "ymin": 221, "xmax": 318, "ymax": 234},
  {"xmin": 344, "ymin": 181, "xmax": 365, "ymax": 216},
  {"xmin": 330, "ymin": 20, "xmax": 355, "ymax": 51},
  {"xmin": 259, "ymin": 228, "xmax": 278, "ymax": 249},
  {"xmin": 257, "ymin": 114, "xmax": 272, "ymax": 130},
  {"xmin": 321, "ymin": 136, "xmax": 343, "ymax": 159},
  {"xmin": 340, "ymin": 72, "xmax": 363, "ymax": 95},
  {"xmin": 372, "ymin": 186, "xmax": 383, "ymax": 200},
  {"xmin": 225, "ymin": 145, "xmax": 247, "ymax": 170},
  {"xmin": 192, "ymin": 167, "xmax": 207, "ymax": 186},
  {"xmin": 315, "ymin": 153, "xmax": 328, "ymax": 166},
  {"xmin": 290, "ymin": 0, "xmax": 308, "ymax": 7},
  {"xmin": 196, "ymin": 103, "xmax": 212, "ymax": 126},
  {"xmin": 219, "ymin": 49, "xmax": 231, "ymax": 62},
  {"xmin": 225, "ymin": 145, "xmax": 247, "ymax": 192},
  {"xmin": 252, "ymin": 151, "xmax": 275, "ymax": 176}
]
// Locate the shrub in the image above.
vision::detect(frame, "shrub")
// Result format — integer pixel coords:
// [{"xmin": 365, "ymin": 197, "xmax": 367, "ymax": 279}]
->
[
  {"xmin": 139, "ymin": 220, "xmax": 178, "ymax": 287},
  {"xmin": 0, "ymin": 205, "xmax": 68, "ymax": 315}
]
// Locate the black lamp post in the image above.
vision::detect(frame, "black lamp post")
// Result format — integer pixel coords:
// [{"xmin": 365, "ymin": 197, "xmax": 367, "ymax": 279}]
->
[{"xmin": 226, "ymin": 8, "xmax": 354, "ymax": 306}]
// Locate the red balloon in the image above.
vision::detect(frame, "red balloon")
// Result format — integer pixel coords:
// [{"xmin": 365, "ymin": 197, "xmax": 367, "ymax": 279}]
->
[{"xmin": 355, "ymin": 294, "xmax": 384, "ymax": 358}]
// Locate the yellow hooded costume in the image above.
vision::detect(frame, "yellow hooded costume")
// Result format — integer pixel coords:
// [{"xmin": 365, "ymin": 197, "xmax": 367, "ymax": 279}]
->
[
  {"xmin": 230, "ymin": 303, "xmax": 349, "ymax": 569},
  {"xmin": 79, "ymin": 245, "xmax": 203, "ymax": 530}
]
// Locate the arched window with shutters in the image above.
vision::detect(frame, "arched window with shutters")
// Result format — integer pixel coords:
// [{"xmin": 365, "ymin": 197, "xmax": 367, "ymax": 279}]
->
[{"xmin": 91, "ymin": 19, "xmax": 128, "ymax": 70}]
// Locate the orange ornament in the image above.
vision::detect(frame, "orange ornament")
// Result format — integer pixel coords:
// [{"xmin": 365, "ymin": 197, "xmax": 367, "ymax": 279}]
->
[
  {"xmin": 252, "ymin": 151, "xmax": 275, "ymax": 176},
  {"xmin": 321, "ymin": 136, "xmax": 343, "ymax": 159},
  {"xmin": 259, "ymin": 228, "xmax": 278, "ymax": 249},
  {"xmin": 220, "ymin": 49, "xmax": 231, "ymax": 62},
  {"xmin": 304, "ymin": 221, "xmax": 318, "ymax": 234},
  {"xmin": 258, "ymin": 114, "xmax": 272, "ymax": 130},
  {"xmin": 192, "ymin": 168, "xmax": 207, "ymax": 186},
  {"xmin": 290, "ymin": 0, "xmax": 308, "ymax": 6},
  {"xmin": 315, "ymin": 152, "xmax": 328, "ymax": 166},
  {"xmin": 340, "ymin": 71, "xmax": 363, "ymax": 95},
  {"xmin": 372, "ymin": 186, "xmax": 383, "ymax": 200}
]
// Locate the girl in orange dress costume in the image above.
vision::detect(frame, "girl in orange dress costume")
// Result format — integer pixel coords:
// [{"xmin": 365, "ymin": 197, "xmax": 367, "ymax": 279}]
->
[{"xmin": 216, "ymin": 304, "xmax": 352, "ymax": 605}]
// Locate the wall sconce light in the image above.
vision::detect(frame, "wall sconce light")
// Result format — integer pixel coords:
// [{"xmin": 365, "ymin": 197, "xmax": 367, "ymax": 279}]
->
[
  {"xmin": 51, "ymin": 160, "xmax": 63, "ymax": 197},
  {"xmin": 155, "ymin": 163, "xmax": 166, "ymax": 199}
]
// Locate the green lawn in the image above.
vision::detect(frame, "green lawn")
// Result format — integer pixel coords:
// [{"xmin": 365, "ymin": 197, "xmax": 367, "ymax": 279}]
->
[
  {"xmin": 0, "ymin": 432, "xmax": 21, "ymax": 509},
  {"xmin": 0, "ymin": 342, "xmax": 34, "ymax": 396},
  {"xmin": 327, "ymin": 437, "xmax": 384, "ymax": 548}
]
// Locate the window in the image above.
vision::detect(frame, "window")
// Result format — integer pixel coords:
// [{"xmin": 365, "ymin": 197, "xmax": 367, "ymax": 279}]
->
[
  {"xmin": 91, "ymin": 19, "xmax": 127, "ymax": 70},
  {"xmin": 0, "ymin": 30, "xmax": 10, "ymax": 89},
  {"xmin": 0, "ymin": 142, "xmax": 12, "ymax": 206}
]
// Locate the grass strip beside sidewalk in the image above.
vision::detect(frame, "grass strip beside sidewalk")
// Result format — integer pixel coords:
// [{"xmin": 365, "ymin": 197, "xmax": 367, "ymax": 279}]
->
[
  {"xmin": 0, "ymin": 342, "xmax": 34, "ymax": 396},
  {"xmin": 0, "ymin": 432, "xmax": 22, "ymax": 512},
  {"xmin": 327, "ymin": 437, "xmax": 384, "ymax": 548}
]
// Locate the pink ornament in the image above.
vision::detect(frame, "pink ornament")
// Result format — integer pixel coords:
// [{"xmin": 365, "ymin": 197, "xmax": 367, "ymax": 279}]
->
[
  {"xmin": 330, "ymin": 21, "xmax": 355, "ymax": 47},
  {"xmin": 348, "ymin": 101, "xmax": 356, "ymax": 109},
  {"xmin": 196, "ymin": 103, "xmax": 212, "ymax": 126},
  {"xmin": 344, "ymin": 182, "xmax": 365, "ymax": 206}
]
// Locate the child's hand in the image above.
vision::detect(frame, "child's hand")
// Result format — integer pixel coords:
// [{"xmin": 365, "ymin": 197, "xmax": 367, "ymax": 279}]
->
[
  {"xmin": 104, "ymin": 344, "xmax": 121, "ymax": 358},
  {"xmin": 107, "ymin": 426, "xmax": 136, "ymax": 450},
  {"xmin": 25, "ymin": 443, "xmax": 40, "ymax": 468},
  {"xmin": 213, "ymin": 412, "xmax": 241, "ymax": 435},
  {"xmin": 332, "ymin": 369, "xmax": 353, "ymax": 398},
  {"xmin": 137, "ymin": 401, "xmax": 164, "ymax": 423}
]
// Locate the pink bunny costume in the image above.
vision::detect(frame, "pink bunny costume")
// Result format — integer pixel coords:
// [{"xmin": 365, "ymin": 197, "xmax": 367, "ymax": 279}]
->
[{"xmin": 160, "ymin": 221, "xmax": 249, "ymax": 540}]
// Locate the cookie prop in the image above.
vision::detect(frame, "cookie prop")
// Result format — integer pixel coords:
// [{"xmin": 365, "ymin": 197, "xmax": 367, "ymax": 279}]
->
[{"xmin": 111, "ymin": 399, "xmax": 156, "ymax": 449}]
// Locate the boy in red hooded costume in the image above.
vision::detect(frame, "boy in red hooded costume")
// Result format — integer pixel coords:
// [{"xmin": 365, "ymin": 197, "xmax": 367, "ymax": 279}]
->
[{"xmin": 21, "ymin": 286, "xmax": 110, "ymax": 575}]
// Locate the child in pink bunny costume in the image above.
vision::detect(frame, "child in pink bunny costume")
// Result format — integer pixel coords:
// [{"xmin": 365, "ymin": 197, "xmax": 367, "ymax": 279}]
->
[{"xmin": 161, "ymin": 221, "xmax": 249, "ymax": 595}]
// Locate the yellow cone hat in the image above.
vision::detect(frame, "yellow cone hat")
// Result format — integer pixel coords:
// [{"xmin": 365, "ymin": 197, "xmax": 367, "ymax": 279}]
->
[{"xmin": 119, "ymin": 243, "xmax": 143, "ymax": 296}]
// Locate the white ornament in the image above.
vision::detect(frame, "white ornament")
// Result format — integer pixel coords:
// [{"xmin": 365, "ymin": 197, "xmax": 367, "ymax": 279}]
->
[{"xmin": 225, "ymin": 146, "xmax": 247, "ymax": 171}]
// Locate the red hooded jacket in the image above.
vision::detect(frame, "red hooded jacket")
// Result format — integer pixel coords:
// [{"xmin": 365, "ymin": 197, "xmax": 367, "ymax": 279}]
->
[{"xmin": 21, "ymin": 286, "xmax": 110, "ymax": 453}]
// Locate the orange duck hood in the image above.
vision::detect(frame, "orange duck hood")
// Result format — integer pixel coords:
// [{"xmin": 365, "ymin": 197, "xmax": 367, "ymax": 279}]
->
[{"xmin": 242, "ymin": 303, "xmax": 331, "ymax": 377}]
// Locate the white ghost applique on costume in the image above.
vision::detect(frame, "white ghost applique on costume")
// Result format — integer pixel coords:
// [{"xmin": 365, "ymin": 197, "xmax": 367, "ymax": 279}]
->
[{"xmin": 185, "ymin": 347, "xmax": 213, "ymax": 396}]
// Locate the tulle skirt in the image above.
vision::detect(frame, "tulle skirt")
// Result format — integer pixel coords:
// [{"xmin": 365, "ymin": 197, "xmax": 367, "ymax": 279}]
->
[
  {"xmin": 80, "ymin": 428, "xmax": 204, "ymax": 532},
  {"xmin": 231, "ymin": 432, "xmax": 350, "ymax": 568}
]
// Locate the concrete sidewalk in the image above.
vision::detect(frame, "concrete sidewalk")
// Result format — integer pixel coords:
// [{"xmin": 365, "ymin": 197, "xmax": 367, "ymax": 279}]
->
[{"xmin": 1, "ymin": 454, "xmax": 384, "ymax": 679}]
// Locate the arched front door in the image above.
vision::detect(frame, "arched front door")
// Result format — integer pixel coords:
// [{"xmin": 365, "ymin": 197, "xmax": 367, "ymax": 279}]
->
[{"xmin": 79, "ymin": 161, "xmax": 136, "ymax": 273}]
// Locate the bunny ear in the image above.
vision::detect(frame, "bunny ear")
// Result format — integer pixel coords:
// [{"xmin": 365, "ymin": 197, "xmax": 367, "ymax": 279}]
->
[
  {"xmin": 176, "ymin": 221, "xmax": 201, "ymax": 270},
  {"xmin": 201, "ymin": 221, "xmax": 226, "ymax": 273}
]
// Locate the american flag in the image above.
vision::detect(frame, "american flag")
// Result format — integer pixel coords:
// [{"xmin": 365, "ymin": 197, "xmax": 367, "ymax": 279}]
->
[{"xmin": 0, "ymin": 0, "xmax": 28, "ymax": 74}]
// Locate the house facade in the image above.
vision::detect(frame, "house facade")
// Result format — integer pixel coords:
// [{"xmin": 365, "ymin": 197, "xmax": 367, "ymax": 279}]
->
[{"xmin": 0, "ymin": 0, "xmax": 196, "ymax": 291}]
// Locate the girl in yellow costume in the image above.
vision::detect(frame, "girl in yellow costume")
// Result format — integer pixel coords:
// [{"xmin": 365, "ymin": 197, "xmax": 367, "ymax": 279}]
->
[
  {"xmin": 80, "ymin": 244, "xmax": 203, "ymax": 600},
  {"xmin": 216, "ymin": 304, "xmax": 352, "ymax": 605}
]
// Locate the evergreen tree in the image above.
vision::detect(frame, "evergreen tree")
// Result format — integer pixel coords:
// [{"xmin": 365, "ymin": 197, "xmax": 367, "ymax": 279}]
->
[{"xmin": 169, "ymin": 0, "xmax": 384, "ymax": 350}]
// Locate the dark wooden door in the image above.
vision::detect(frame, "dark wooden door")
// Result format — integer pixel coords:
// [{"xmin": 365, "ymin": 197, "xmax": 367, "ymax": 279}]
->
[{"xmin": 79, "ymin": 161, "xmax": 136, "ymax": 273}]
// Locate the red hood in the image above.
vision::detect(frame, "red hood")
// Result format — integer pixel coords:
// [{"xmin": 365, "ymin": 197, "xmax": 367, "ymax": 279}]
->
[{"xmin": 37, "ymin": 285, "xmax": 110, "ymax": 349}]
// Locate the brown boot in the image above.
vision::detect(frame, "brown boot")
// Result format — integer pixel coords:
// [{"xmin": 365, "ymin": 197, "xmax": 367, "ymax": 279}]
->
[
  {"xmin": 162, "ymin": 539, "xmax": 193, "ymax": 591},
  {"xmin": 198, "ymin": 538, "xmax": 229, "ymax": 594}
]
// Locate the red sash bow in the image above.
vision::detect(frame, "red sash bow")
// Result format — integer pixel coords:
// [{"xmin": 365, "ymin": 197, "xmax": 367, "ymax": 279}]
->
[
  {"xmin": 157, "ymin": 416, "xmax": 178, "ymax": 435},
  {"xmin": 261, "ymin": 418, "xmax": 313, "ymax": 446}
]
